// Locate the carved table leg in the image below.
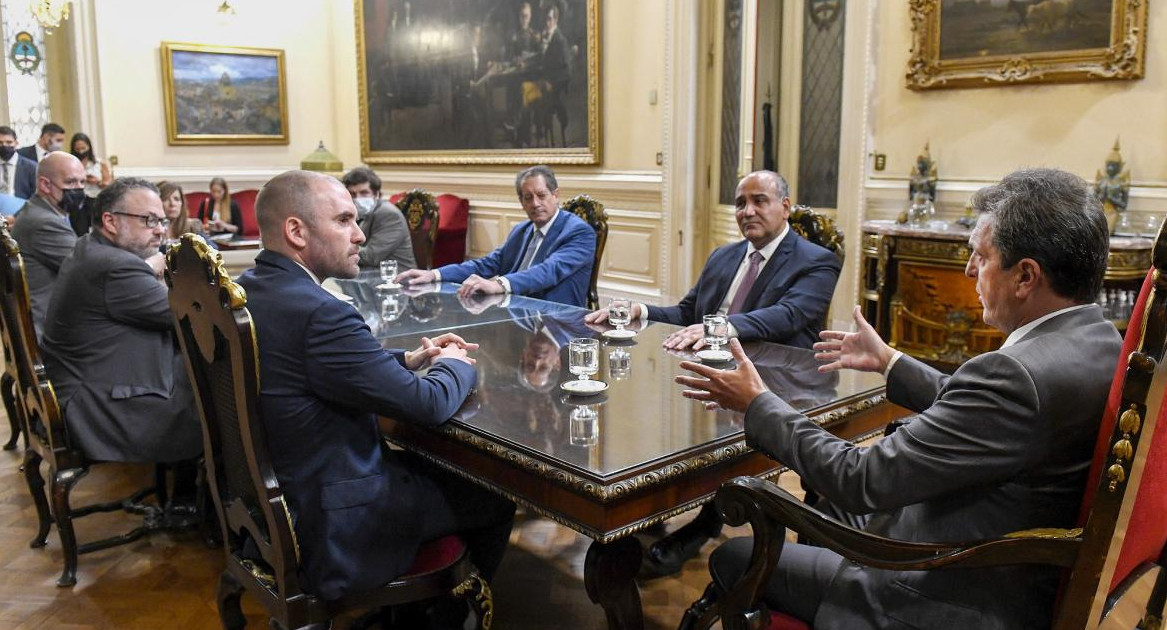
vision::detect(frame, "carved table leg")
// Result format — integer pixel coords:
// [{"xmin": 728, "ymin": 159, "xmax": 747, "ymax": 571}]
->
[{"xmin": 584, "ymin": 536, "xmax": 644, "ymax": 630}]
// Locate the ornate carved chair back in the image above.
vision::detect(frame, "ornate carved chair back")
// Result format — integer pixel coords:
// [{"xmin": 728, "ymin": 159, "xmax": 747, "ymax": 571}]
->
[
  {"xmin": 789, "ymin": 204, "xmax": 844, "ymax": 329},
  {"xmin": 562, "ymin": 194, "xmax": 608, "ymax": 310},
  {"xmin": 166, "ymin": 234, "xmax": 491, "ymax": 629},
  {"xmin": 166, "ymin": 234, "xmax": 312, "ymax": 625},
  {"xmin": 0, "ymin": 221, "xmax": 34, "ymax": 450},
  {"xmin": 400, "ymin": 188, "xmax": 441, "ymax": 270}
]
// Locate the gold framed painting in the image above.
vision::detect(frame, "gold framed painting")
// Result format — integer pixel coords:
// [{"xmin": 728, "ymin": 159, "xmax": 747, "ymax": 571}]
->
[
  {"xmin": 355, "ymin": 0, "xmax": 601, "ymax": 165},
  {"xmin": 160, "ymin": 42, "xmax": 289, "ymax": 145},
  {"xmin": 906, "ymin": 0, "xmax": 1148, "ymax": 90}
]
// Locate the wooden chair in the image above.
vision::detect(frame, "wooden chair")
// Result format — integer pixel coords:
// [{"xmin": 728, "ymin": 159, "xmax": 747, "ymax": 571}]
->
[
  {"xmin": 396, "ymin": 189, "xmax": 441, "ymax": 270},
  {"xmin": 0, "ymin": 222, "xmax": 164, "ymax": 588},
  {"xmin": 679, "ymin": 232, "xmax": 1167, "ymax": 630},
  {"xmin": 788, "ymin": 204, "xmax": 844, "ymax": 263},
  {"xmin": 0, "ymin": 223, "xmax": 30, "ymax": 451},
  {"xmin": 165, "ymin": 234, "xmax": 493, "ymax": 630},
  {"xmin": 562, "ymin": 194, "xmax": 608, "ymax": 311}
]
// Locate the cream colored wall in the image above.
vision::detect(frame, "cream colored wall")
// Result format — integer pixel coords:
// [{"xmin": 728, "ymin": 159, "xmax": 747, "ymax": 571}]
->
[{"xmin": 864, "ymin": 2, "xmax": 1167, "ymax": 221}]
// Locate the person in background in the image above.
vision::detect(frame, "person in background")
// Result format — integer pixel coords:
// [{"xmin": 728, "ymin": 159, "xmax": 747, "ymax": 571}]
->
[
  {"xmin": 17, "ymin": 122, "xmax": 65, "ymax": 163},
  {"xmin": 341, "ymin": 166, "xmax": 416, "ymax": 271},
  {"xmin": 157, "ymin": 181, "xmax": 213, "ymax": 252},
  {"xmin": 196, "ymin": 176, "xmax": 242, "ymax": 236},
  {"xmin": 0, "ymin": 125, "xmax": 37, "ymax": 201},
  {"xmin": 69, "ymin": 132, "xmax": 111, "ymax": 236}
]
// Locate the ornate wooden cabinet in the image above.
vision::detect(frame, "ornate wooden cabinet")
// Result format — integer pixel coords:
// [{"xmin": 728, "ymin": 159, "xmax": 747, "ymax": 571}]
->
[{"xmin": 859, "ymin": 220, "xmax": 1151, "ymax": 367}]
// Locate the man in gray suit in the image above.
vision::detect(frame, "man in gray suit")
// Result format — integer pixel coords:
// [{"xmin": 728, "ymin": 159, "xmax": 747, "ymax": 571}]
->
[
  {"xmin": 10, "ymin": 151, "xmax": 87, "ymax": 337},
  {"xmin": 679, "ymin": 168, "xmax": 1121, "ymax": 630},
  {"xmin": 42, "ymin": 177, "xmax": 202, "ymax": 466},
  {"xmin": 341, "ymin": 166, "xmax": 417, "ymax": 271}
]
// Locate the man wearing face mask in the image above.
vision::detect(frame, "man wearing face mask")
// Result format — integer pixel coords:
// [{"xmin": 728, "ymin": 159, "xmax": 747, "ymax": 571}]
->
[
  {"xmin": 0, "ymin": 126, "xmax": 37, "ymax": 200},
  {"xmin": 17, "ymin": 122, "xmax": 66, "ymax": 163},
  {"xmin": 341, "ymin": 166, "xmax": 417, "ymax": 271},
  {"xmin": 11, "ymin": 151, "xmax": 88, "ymax": 338}
]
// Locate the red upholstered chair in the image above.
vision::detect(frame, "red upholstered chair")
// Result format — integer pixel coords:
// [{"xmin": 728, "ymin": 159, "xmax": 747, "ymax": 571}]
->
[
  {"xmin": 186, "ymin": 191, "xmax": 209, "ymax": 219},
  {"xmin": 433, "ymin": 193, "xmax": 470, "ymax": 268},
  {"xmin": 679, "ymin": 231, "xmax": 1167, "ymax": 630},
  {"xmin": 233, "ymin": 189, "xmax": 259, "ymax": 238},
  {"xmin": 165, "ymin": 235, "xmax": 492, "ymax": 630}
]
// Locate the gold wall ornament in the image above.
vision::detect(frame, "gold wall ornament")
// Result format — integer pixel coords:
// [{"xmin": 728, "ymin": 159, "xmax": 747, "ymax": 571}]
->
[{"xmin": 906, "ymin": 0, "xmax": 1148, "ymax": 90}]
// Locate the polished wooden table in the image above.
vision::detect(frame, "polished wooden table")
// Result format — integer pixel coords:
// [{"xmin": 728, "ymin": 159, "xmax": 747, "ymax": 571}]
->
[{"xmin": 327, "ymin": 274, "xmax": 903, "ymax": 629}]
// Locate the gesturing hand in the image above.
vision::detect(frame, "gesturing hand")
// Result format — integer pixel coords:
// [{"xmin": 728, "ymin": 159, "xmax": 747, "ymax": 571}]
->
[
  {"xmin": 675, "ymin": 339, "xmax": 768, "ymax": 413},
  {"xmin": 812, "ymin": 306, "xmax": 896, "ymax": 374}
]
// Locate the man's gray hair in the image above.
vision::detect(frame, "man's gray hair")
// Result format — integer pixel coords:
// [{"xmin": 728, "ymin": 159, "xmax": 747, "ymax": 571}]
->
[
  {"xmin": 93, "ymin": 177, "xmax": 159, "ymax": 224},
  {"xmin": 515, "ymin": 165, "xmax": 559, "ymax": 197},
  {"xmin": 970, "ymin": 167, "xmax": 1109, "ymax": 303}
]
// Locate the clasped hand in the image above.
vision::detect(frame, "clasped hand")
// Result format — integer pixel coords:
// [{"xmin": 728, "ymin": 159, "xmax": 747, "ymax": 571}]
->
[{"xmin": 404, "ymin": 333, "xmax": 479, "ymax": 369}]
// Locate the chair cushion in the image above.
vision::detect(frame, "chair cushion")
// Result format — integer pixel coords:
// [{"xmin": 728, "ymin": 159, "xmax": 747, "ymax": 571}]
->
[
  {"xmin": 768, "ymin": 611, "xmax": 810, "ymax": 630},
  {"xmin": 234, "ymin": 190, "xmax": 259, "ymax": 238},
  {"xmin": 186, "ymin": 192, "xmax": 209, "ymax": 218},
  {"xmin": 433, "ymin": 194, "xmax": 470, "ymax": 267},
  {"xmin": 402, "ymin": 534, "xmax": 467, "ymax": 576}
]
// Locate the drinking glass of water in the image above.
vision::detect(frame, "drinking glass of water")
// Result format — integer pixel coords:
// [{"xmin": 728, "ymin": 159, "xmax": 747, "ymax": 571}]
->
[
  {"xmin": 569, "ymin": 404, "xmax": 599, "ymax": 447},
  {"xmin": 379, "ymin": 260, "xmax": 398, "ymax": 288},
  {"xmin": 608, "ymin": 297, "xmax": 631, "ymax": 331},
  {"xmin": 703, "ymin": 314, "xmax": 729, "ymax": 352},
  {"xmin": 568, "ymin": 338, "xmax": 599, "ymax": 381}
]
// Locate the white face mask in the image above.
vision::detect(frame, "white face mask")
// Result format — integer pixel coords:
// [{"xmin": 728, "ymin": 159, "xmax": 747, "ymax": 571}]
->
[
  {"xmin": 47, "ymin": 140, "xmax": 63, "ymax": 152},
  {"xmin": 354, "ymin": 197, "xmax": 377, "ymax": 217}
]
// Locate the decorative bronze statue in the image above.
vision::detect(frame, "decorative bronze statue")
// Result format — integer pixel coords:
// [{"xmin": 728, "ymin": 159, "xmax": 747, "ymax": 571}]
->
[
  {"xmin": 899, "ymin": 142, "xmax": 939, "ymax": 225},
  {"xmin": 1095, "ymin": 139, "xmax": 1131, "ymax": 235}
]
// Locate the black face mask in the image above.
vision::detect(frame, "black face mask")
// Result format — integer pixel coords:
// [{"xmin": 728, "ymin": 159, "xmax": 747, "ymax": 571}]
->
[
  {"xmin": 0, "ymin": 146, "xmax": 15, "ymax": 161},
  {"xmin": 58, "ymin": 187, "xmax": 87, "ymax": 214}
]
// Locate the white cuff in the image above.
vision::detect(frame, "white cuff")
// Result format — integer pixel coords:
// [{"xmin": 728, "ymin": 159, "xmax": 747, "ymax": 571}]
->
[
  {"xmin": 636, "ymin": 303, "xmax": 649, "ymax": 323},
  {"xmin": 882, "ymin": 350, "xmax": 904, "ymax": 379},
  {"xmin": 496, "ymin": 275, "xmax": 513, "ymax": 294},
  {"xmin": 432, "ymin": 269, "xmax": 442, "ymax": 283}
]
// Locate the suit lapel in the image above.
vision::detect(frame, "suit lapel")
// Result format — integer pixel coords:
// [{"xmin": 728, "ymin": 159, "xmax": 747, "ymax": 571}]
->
[
  {"xmin": 742, "ymin": 233, "xmax": 796, "ymax": 312},
  {"xmin": 530, "ymin": 212, "xmax": 569, "ymax": 267},
  {"xmin": 706, "ymin": 241, "xmax": 748, "ymax": 313}
]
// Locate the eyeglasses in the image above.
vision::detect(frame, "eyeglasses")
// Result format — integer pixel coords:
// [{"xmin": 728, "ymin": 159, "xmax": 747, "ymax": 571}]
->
[{"xmin": 110, "ymin": 211, "xmax": 170, "ymax": 229}]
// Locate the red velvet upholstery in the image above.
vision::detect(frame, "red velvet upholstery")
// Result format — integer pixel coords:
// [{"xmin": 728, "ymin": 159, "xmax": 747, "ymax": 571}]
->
[
  {"xmin": 182, "ymin": 190, "xmax": 258, "ymax": 238},
  {"xmin": 185, "ymin": 191, "xmax": 208, "ymax": 218},
  {"xmin": 433, "ymin": 194, "xmax": 470, "ymax": 267},
  {"xmin": 404, "ymin": 534, "xmax": 468, "ymax": 576},
  {"xmin": 767, "ymin": 611, "xmax": 810, "ymax": 630},
  {"xmin": 1076, "ymin": 270, "xmax": 1167, "ymax": 594}
]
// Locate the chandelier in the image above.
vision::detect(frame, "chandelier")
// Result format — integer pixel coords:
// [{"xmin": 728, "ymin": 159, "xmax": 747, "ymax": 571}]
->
[{"xmin": 29, "ymin": 0, "xmax": 71, "ymax": 33}]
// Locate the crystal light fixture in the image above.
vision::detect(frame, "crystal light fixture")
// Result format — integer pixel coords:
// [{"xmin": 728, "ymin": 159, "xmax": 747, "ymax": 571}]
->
[{"xmin": 28, "ymin": 0, "xmax": 70, "ymax": 33}]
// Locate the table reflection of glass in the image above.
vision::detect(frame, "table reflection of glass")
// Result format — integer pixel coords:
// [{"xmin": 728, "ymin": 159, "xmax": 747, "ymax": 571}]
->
[{"xmin": 372, "ymin": 284, "xmax": 895, "ymax": 630}]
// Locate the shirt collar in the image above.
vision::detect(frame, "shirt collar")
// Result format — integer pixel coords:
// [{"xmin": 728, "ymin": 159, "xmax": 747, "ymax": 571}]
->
[
  {"xmin": 2, "ymin": 153, "xmax": 16, "ymax": 166},
  {"xmin": 748, "ymin": 223, "xmax": 789, "ymax": 261},
  {"xmin": 1001, "ymin": 303, "xmax": 1092, "ymax": 348},
  {"xmin": 532, "ymin": 209, "xmax": 561, "ymax": 237},
  {"xmin": 292, "ymin": 260, "xmax": 322, "ymax": 285}
]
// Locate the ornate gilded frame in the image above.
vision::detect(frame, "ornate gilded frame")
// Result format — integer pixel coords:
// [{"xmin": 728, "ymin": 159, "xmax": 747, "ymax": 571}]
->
[
  {"xmin": 906, "ymin": 0, "xmax": 1148, "ymax": 90},
  {"xmin": 160, "ymin": 42, "xmax": 289, "ymax": 145},
  {"xmin": 355, "ymin": 0, "xmax": 602, "ymax": 164}
]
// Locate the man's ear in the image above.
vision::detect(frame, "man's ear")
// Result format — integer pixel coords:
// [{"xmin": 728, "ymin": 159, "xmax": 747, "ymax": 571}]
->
[
  {"xmin": 284, "ymin": 216, "xmax": 308, "ymax": 250},
  {"xmin": 1015, "ymin": 258, "xmax": 1042, "ymax": 296}
]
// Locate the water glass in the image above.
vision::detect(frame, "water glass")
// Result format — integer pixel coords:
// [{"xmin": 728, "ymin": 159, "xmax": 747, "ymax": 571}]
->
[
  {"xmin": 379, "ymin": 259, "xmax": 398, "ymax": 285},
  {"xmin": 703, "ymin": 314, "xmax": 729, "ymax": 352},
  {"xmin": 568, "ymin": 338, "xmax": 599, "ymax": 381},
  {"xmin": 608, "ymin": 297, "xmax": 631, "ymax": 331},
  {"xmin": 569, "ymin": 405, "xmax": 599, "ymax": 447},
  {"xmin": 608, "ymin": 347, "xmax": 631, "ymax": 380},
  {"xmin": 380, "ymin": 294, "xmax": 405, "ymax": 322}
]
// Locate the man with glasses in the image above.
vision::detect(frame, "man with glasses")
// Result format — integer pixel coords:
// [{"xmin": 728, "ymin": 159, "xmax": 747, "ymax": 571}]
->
[
  {"xmin": 42, "ymin": 178, "xmax": 202, "ymax": 481},
  {"xmin": 10, "ymin": 151, "xmax": 88, "ymax": 337},
  {"xmin": 396, "ymin": 164, "xmax": 596, "ymax": 307}
]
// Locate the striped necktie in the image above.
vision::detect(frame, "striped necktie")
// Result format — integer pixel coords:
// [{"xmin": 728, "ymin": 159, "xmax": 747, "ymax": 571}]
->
[
  {"xmin": 517, "ymin": 229, "xmax": 543, "ymax": 271},
  {"xmin": 728, "ymin": 251, "xmax": 764, "ymax": 315}
]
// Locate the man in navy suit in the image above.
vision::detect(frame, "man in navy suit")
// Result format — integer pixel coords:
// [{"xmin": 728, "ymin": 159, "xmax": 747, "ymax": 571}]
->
[
  {"xmin": 396, "ymin": 164, "xmax": 596, "ymax": 307},
  {"xmin": 586, "ymin": 170, "xmax": 840, "ymax": 351},
  {"xmin": 236, "ymin": 170, "xmax": 514, "ymax": 621},
  {"xmin": 16, "ymin": 122, "xmax": 65, "ymax": 163},
  {"xmin": 587, "ymin": 170, "xmax": 841, "ymax": 577},
  {"xmin": 0, "ymin": 126, "xmax": 37, "ymax": 200}
]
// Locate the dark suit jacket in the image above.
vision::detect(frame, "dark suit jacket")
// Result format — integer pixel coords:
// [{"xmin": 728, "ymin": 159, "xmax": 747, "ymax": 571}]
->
[
  {"xmin": 9, "ymin": 155, "xmax": 37, "ymax": 199},
  {"xmin": 196, "ymin": 198, "xmax": 244, "ymax": 235},
  {"xmin": 745, "ymin": 305, "xmax": 1122, "ymax": 629},
  {"xmin": 10, "ymin": 195, "xmax": 78, "ymax": 337},
  {"xmin": 41, "ymin": 233, "xmax": 201, "ymax": 463},
  {"xmin": 357, "ymin": 199, "xmax": 416, "ymax": 271},
  {"xmin": 16, "ymin": 145, "xmax": 38, "ymax": 163},
  {"xmin": 237, "ymin": 250, "xmax": 477, "ymax": 601},
  {"xmin": 647, "ymin": 232, "xmax": 840, "ymax": 350},
  {"xmin": 437, "ymin": 210, "xmax": 595, "ymax": 307}
]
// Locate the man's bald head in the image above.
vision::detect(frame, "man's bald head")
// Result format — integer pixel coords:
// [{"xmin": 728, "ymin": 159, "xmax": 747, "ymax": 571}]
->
[
  {"xmin": 256, "ymin": 170, "xmax": 339, "ymax": 251},
  {"xmin": 37, "ymin": 151, "xmax": 83, "ymax": 182},
  {"xmin": 36, "ymin": 151, "xmax": 86, "ymax": 211}
]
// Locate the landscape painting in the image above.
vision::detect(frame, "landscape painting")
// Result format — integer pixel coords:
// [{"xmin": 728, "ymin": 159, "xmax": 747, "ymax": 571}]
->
[
  {"xmin": 161, "ymin": 42, "xmax": 289, "ymax": 145},
  {"xmin": 356, "ymin": 0, "xmax": 601, "ymax": 165},
  {"xmin": 906, "ymin": 0, "xmax": 1147, "ymax": 90}
]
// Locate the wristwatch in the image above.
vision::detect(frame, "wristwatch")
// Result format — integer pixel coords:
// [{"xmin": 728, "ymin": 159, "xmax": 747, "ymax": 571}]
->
[{"xmin": 492, "ymin": 276, "xmax": 506, "ymax": 289}]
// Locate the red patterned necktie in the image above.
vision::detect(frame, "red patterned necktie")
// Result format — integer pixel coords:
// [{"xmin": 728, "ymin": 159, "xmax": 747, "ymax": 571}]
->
[{"xmin": 727, "ymin": 251, "xmax": 763, "ymax": 315}]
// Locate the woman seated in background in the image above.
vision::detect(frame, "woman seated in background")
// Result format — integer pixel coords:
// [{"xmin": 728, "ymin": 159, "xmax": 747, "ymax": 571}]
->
[
  {"xmin": 159, "ymin": 181, "xmax": 214, "ymax": 251},
  {"xmin": 196, "ymin": 176, "xmax": 242, "ymax": 237},
  {"xmin": 70, "ymin": 132, "xmax": 111, "ymax": 236}
]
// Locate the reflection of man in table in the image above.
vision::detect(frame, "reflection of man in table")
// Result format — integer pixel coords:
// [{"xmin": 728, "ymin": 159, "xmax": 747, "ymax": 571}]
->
[
  {"xmin": 396, "ymin": 165, "xmax": 595, "ymax": 307},
  {"xmin": 679, "ymin": 168, "xmax": 1120, "ymax": 630},
  {"xmin": 236, "ymin": 170, "xmax": 514, "ymax": 618}
]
